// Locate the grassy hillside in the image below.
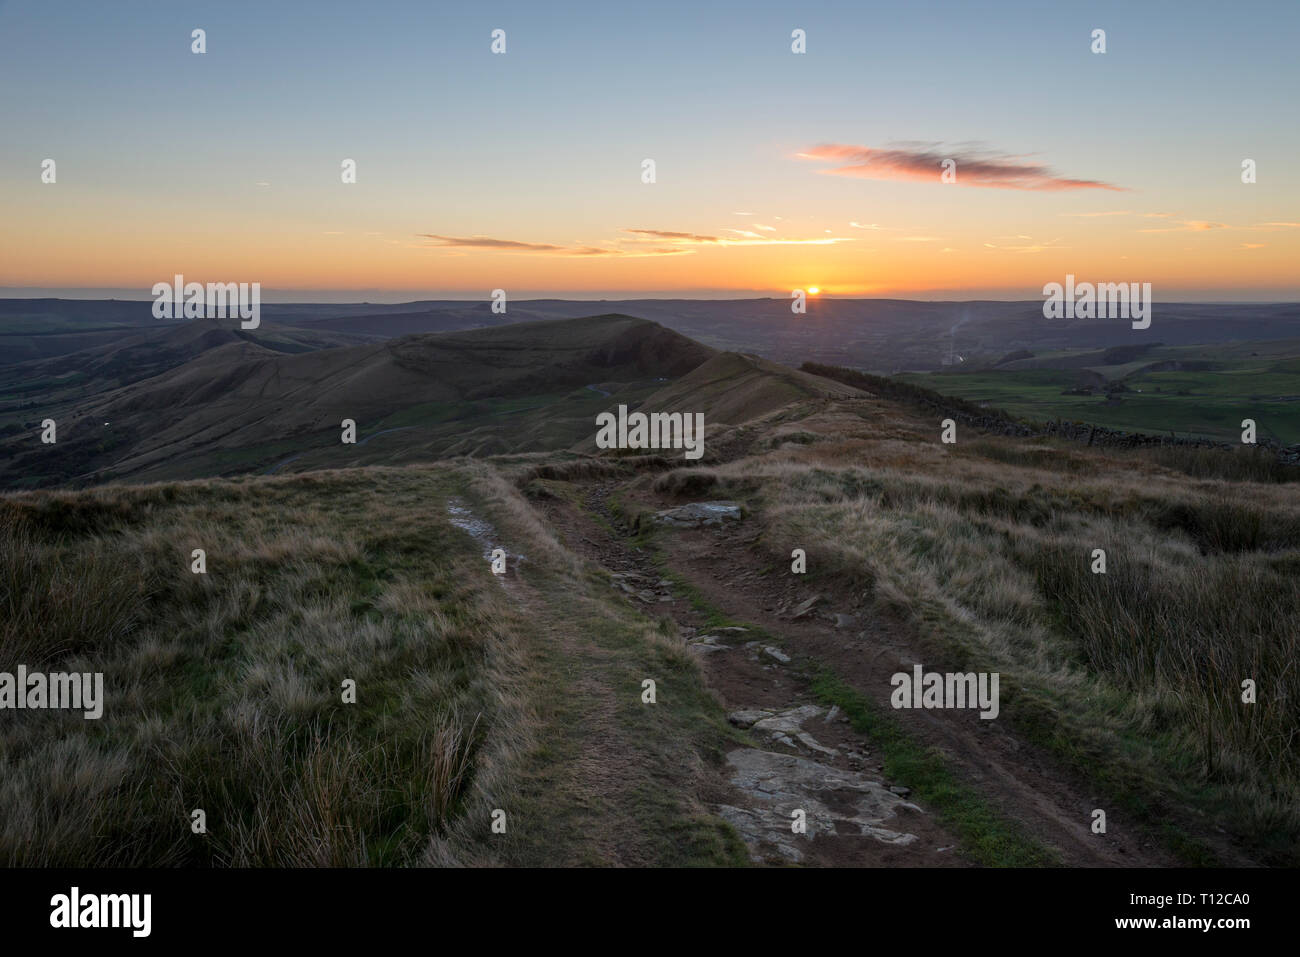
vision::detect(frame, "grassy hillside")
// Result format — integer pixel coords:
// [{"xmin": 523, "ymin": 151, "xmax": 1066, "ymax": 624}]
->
[
  {"xmin": 4, "ymin": 317, "xmax": 1297, "ymax": 867},
  {"xmin": 0, "ymin": 315, "xmax": 715, "ymax": 489},
  {"xmin": 0, "ymin": 464, "xmax": 745, "ymax": 866}
]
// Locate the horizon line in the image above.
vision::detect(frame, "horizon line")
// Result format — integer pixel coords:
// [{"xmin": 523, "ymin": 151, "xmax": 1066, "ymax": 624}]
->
[{"xmin": 3, "ymin": 290, "xmax": 1299, "ymax": 306}]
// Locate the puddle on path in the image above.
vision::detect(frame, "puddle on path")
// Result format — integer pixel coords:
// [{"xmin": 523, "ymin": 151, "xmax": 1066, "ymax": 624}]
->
[{"xmin": 446, "ymin": 498, "xmax": 525, "ymax": 576}]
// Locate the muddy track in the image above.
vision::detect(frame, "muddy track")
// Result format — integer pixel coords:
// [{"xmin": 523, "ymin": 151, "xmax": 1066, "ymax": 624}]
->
[{"xmin": 537, "ymin": 478, "xmax": 1185, "ymax": 867}]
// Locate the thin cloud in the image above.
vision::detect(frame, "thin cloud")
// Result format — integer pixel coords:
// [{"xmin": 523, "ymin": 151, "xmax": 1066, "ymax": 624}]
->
[
  {"xmin": 1138, "ymin": 220, "xmax": 1228, "ymax": 233},
  {"xmin": 418, "ymin": 226, "xmax": 856, "ymax": 258},
  {"xmin": 417, "ymin": 233, "xmax": 682, "ymax": 257},
  {"xmin": 621, "ymin": 228, "xmax": 854, "ymax": 248},
  {"xmin": 984, "ymin": 235, "xmax": 1067, "ymax": 253},
  {"xmin": 798, "ymin": 143, "xmax": 1125, "ymax": 191},
  {"xmin": 623, "ymin": 228, "xmax": 721, "ymax": 242},
  {"xmin": 419, "ymin": 234, "xmax": 568, "ymax": 252}
]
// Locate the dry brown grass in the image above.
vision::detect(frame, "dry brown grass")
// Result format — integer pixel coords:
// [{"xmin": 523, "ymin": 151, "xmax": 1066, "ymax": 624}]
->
[{"xmin": 0, "ymin": 467, "xmax": 528, "ymax": 866}]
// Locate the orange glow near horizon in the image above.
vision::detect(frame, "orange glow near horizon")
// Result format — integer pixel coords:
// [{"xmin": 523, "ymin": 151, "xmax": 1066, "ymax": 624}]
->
[{"xmin": 3, "ymin": 190, "xmax": 1299, "ymax": 299}]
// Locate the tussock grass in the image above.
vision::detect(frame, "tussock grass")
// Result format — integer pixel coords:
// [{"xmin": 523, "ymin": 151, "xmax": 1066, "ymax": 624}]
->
[
  {"xmin": 1032, "ymin": 546, "xmax": 1299, "ymax": 786},
  {"xmin": 0, "ymin": 468, "xmax": 518, "ymax": 866},
  {"xmin": 0, "ymin": 505, "xmax": 158, "ymax": 671},
  {"xmin": 1144, "ymin": 444, "xmax": 1300, "ymax": 484}
]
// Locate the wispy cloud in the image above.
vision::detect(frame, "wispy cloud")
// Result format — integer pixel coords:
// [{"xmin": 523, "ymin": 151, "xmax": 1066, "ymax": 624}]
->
[
  {"xmin": 416, "ymin": 233, "xmax": 686, "ymax": 257},
  {"xmin": 1138, "ymin": 220, "xmax": 1228, "ymax": 233},
  {"xmin": 983, "ymin": 234, "xmax": 1067, "ymax": 253},
  {"xmin": 416, "ymin": 225, "xmax": 852, "ymax": 258},
  {"xmin": 797, "ymin": 143, "xmax": 1124, "ymax": 191},
  {"xmin": 623, "ymin": 228, "xmax": 720, "ymax": 242},
  {"xmin": 419, "ymin": 234, "xmax": 568, "ymax": 252},
  {"xmin": 621, "ymin": 228, "xmax": 854, "ymax": 248}
]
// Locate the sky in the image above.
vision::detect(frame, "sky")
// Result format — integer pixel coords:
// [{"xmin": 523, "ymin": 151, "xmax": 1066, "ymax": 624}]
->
[{"xmin": 1, "ymin": 0, "xmax": 1298, "ymax": 301}]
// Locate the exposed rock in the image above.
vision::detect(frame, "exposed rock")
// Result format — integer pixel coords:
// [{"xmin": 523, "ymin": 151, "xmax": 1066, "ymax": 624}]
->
[
  {"xmin": 653, "ymin": 501, "xmax": 743, "ymax": 528},
  {"xmin": 728, "ymin": 709, "xmax": 774, "ymax": 729},
  {"xmin": 751, "ymin": 705, "xmax": 838, "ymax": 756},
  {"xmin": 761, "ymin": 646, "xmax": 791, "ymax": 664},
  {"xmin": 686, "ymin": 634, "xmax": 730, "ymax": 654},
  {"xmin": 790, "ymin": 595, "xmax": 822, "ymax": 619},
  {"xmin": 889, "ymin": 785, "xmax": 912, "ymax": 798},
  {"xmin": 832, "ymin": 613, "xmax": 856, "ymax": 629},
  {"xmin": 718, "ymin": 749, "xmax": 921, "ymax": 863}
]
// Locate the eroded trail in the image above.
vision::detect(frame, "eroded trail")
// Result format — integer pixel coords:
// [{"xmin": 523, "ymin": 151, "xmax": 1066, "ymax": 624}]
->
[
  {"xmin": 537, "ymin": 482, "xmax": 967, "ymax": 866},
  {"xmin": 537, "ymin": 478, "xmax": 1176, "ymax": 868}
]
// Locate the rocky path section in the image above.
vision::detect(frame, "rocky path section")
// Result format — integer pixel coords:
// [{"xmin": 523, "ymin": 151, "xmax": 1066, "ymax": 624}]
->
[
  {"xmin": 653, "ymin": 510, "xmax": 1178, "ymax": 867},
  {"xmin": 535, "ymin": 481, "xmax": 965, "ymax": 867}
]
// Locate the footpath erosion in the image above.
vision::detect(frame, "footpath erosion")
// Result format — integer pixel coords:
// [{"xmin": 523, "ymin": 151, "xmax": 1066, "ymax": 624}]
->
[{"xmin": 526, "ymin": 471, "xmax": 1174, "ymax": 868}]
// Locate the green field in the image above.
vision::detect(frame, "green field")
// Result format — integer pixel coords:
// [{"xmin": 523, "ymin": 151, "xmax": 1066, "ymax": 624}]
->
[{"xmin": 898, "ymin": 340, "xmax": 1300, "ymax": 445}]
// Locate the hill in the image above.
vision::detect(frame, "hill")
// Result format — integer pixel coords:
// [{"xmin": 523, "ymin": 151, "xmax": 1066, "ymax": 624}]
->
[
  {"xmin": 6, "ymin": 297, "xmax": 1299, "ymax": 373},
  {"xmin": 0, "ymin": 315, "xmax": 714, "ymax": 488}
]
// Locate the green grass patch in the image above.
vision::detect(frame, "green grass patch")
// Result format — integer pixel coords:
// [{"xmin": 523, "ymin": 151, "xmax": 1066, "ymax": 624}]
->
[{"xmin": 808, "ymin": 671, "xmax": 1058, "ymax": 867}]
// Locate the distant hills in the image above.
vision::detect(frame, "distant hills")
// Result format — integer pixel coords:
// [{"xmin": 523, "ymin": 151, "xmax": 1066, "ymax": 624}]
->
[
  {"xmin": 3, "ymin": 296, "xmax": 1300, "ymax": 487},
  {"xmin": 5, "ymin": 296, "xmax": 1298, "ymax": 372},
  {"xmin": 0, "ymin": 314, "xmax": 715, "ymax": 488}
]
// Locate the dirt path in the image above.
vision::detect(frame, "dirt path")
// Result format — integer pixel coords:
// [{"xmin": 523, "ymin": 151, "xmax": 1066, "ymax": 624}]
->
[
  {"xmin": 537, "ymin": 478, "xmax": 1178, "ymax": 867},
  {"xmin": 536, "ymin": 482, "xmax": 969, "ymax": 866}
]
